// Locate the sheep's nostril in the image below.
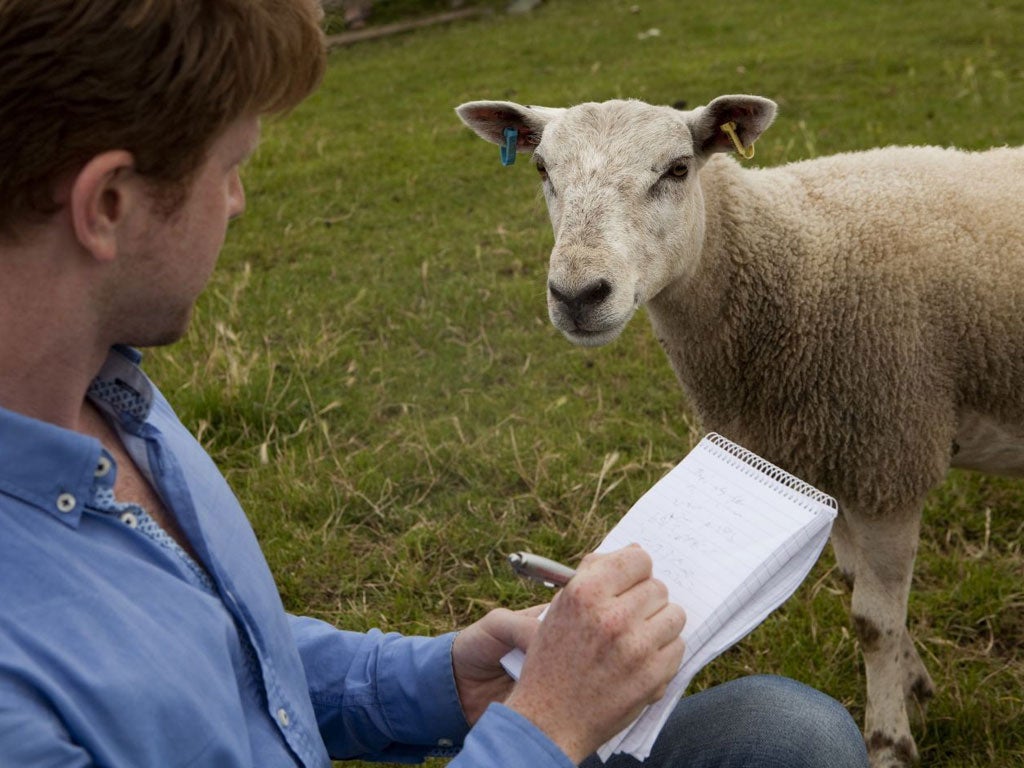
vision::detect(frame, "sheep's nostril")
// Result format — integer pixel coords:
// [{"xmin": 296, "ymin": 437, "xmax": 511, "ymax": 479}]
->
[
  {"xmin": 580, "ymin": 279, "xmax": 612, "ymax": 306},
  {"xmin": 549, "ymin": 279, "xmax": 612, "ymax": 310},
  {"xmin": 548, "ymin": 282, "xmax": 571, "ymax": 307}
]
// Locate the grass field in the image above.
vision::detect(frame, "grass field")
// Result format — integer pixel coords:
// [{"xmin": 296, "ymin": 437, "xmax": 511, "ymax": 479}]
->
[{"xmin": 146, "ymin": 1, "xmax": 1024, "ymax": 764}]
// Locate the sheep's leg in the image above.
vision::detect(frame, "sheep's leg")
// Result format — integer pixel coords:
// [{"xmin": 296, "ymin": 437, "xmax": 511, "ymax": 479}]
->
[
  {"xmin": 831, "ymin": 508, "xmax": 925, "ymax": 768},
  {"xmin": 900, "ymin": 628, "xmax": 934, "ymax": 723}
]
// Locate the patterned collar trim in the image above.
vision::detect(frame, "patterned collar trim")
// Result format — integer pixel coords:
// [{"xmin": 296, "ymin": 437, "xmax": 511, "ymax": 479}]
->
[{"xmin": 87, "ymin": 346, "xmax": 153, "ymax": 424}]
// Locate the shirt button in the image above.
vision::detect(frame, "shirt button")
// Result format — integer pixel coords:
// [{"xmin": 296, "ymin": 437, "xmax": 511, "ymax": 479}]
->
[
  {"xmin": 95, "ymin": 456, "xmax": 113, "ymax": 478},
  {"xmin": 276, "ymin": 708, "xmax": 290, "ymax": 728},
  {"xmin": 119, "ymin": 511, "xmax": 139, "ymax": 529},
  {"xmin": 56, "ymin": 493, "xmax": 76, "ymax": 513}
]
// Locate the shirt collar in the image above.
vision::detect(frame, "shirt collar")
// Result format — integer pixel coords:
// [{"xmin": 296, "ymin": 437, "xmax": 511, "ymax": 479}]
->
[
  {"xmin": 0, "ymin": 346, "xmax": 152, "ymax": 527},
  {"xmin": 87, "ymin": 345, "xmax": 154, "ymax": 426}
]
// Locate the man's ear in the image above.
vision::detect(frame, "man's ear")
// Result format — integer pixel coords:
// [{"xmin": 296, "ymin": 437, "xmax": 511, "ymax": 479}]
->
[
  {"xmin": 687, "ymin": 95, "xmax": 777, "ymax": 158},
  {"xmin": 455, "ymin": 100, "xmax": 563, "ymax": 153},
  {"xmin": 68, "ymin": 150, "xmax": 137, "ymax": 263}
]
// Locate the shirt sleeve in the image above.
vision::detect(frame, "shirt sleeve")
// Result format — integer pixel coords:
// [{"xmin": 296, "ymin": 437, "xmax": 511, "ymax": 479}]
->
[
  {"xmin": 451, "ymin": 704, "xmax": 577, "ymax": 768},
  {"xmin": 0, "ymin": 672, "xmax": 93, "ymax": 768},
  {"xmin": 287, "ymin": 615, "xmax": 574, "ymax": 767},
  {"xmin": 289, "ymin": 614, "xmax": 467, "ymax": 761}
]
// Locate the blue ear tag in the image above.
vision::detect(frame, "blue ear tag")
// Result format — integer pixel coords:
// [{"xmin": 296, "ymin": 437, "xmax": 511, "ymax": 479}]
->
[{"xmin": 500, "ymin": 126, "xmax": 518, "ymax": 166}]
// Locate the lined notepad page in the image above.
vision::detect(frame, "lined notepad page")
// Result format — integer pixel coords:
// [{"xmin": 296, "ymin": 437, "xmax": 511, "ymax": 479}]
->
[{"xmin": 502, "ymin": 433, "xmax": 837, "ymax": 762}]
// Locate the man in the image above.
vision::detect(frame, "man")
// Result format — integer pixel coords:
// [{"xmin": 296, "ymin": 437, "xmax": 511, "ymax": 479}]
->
[{"xmin": 0, "ymin": 1, "xmax": 868, "ymax": 766}]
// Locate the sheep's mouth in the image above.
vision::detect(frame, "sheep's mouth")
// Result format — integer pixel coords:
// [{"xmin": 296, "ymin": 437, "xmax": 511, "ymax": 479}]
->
[
  {"xmin": 560, "ymin": 323, "xmax": 626, "ymax": 348},
  {"xmin": 547, "ymin": 299, "xmax": 635, "ymax": 347}
]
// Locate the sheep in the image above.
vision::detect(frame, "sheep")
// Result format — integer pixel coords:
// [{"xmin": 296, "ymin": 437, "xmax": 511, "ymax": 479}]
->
[{"xmin": 456, "ymin": 94, "xmax": 1024, "ymax": 768}]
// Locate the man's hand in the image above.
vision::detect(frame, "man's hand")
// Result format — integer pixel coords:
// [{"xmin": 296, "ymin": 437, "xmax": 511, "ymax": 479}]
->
[
  {"xmin": 451, "ymin": 604, "xmax": 546, "ymax": 724},
  {"xmin": 505, "ymin": 545, "xmax": 686, "ymax": 764}
]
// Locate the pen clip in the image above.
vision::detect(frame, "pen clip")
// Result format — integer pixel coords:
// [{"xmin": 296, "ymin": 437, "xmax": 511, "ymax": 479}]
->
[{"xmin": 508, "ymin": 551, "xmax": 575, "ymax": 588}]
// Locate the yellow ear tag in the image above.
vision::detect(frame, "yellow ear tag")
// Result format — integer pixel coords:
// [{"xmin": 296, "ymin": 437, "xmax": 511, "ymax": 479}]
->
[{"xmin": 720, "ymin": 121, "xmax": 756, "ymax": 160}]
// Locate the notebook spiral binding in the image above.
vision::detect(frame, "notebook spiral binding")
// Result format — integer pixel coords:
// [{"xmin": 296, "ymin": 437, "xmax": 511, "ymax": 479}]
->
[{"xmin": 706, "ymin": 433, "xmax": 838, "ymax": 511}]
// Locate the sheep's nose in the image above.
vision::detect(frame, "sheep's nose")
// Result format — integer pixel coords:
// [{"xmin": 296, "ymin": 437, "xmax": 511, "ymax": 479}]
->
[{"xmin": 549, "ymin": 278, "xmax": 612, "ymax": 319}]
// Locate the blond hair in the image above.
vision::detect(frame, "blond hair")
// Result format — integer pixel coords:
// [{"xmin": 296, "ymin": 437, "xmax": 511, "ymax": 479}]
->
[{"xmin": 0, "ymin": 0, "xmax": 326, "ymax": 236}]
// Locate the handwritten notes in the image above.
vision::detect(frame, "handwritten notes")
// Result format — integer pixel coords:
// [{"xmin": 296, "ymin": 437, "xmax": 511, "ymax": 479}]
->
[{"xmin": 502, "ymin": 433, "xmax": 837, "ymax": 761}]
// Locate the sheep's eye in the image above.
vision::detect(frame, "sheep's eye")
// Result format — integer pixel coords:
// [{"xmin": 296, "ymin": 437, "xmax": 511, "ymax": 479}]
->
[
  {"xmin": 665, "ymin": 162, "xmax": 689, "ymax": 180},
  {"xmin": 535, "ymin": 160, "xmax": 549, "ymax": 181}
]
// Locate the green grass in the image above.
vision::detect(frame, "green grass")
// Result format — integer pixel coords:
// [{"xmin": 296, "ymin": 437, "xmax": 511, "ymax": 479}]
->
[{"xmin": 146, "ymin": 0, "xmax": 1024, "ymax": 764}]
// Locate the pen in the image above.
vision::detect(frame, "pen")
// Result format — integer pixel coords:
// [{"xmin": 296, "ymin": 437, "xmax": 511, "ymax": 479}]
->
[{"xmin": 508, "ymin": 551, "xmax": 576, "ymax": 588}]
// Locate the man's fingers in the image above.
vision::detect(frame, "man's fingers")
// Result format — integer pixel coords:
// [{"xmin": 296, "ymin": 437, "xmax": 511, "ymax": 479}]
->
[
  {"xmin": 577, "ymin": 544, "xmax": 654, "ymax": 597},
  {"xmin": 516, "ymin": 603, "xmax": 548, "ymax": 619},
  {"xmin": 627, "ymin": 576, "xmax": 670, "ymax": 620},
  {"xmin": 485, "ymin": 607, "xmax": 542, "ymax": 652},
  {"xmin": 647, "ymin": 636, "xmax": 686, "ymax": 701},
  {"xmin": 616, "ymin": 575, "xmax": 685, "ymax": 632},
  {"xmin": 650, "ymin": 602, "xmax": 687, "ymax": 648}
]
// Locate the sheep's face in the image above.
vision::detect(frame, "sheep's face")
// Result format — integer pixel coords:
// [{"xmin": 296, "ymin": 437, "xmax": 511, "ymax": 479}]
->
[
  {"xmin": 533, "ymin": 101, "xmax": 708, "ymax": 346},
  {"xmin": 457, "ymin": 95, "xmax": 777, "ymax": 347}
]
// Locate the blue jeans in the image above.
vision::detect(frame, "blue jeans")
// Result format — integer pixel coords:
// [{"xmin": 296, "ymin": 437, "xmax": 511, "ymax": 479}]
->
[{"xmin": 582, "ymin": 676, "xmax": 868, "ymax": 768}]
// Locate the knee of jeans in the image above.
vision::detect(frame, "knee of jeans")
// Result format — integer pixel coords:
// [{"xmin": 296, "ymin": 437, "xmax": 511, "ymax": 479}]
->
[{"xmin": 750, "ymin": 675, "xmax": 867, "ymax": 763}]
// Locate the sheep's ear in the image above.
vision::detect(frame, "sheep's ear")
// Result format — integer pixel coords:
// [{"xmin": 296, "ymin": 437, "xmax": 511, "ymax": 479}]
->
[
  {"xmin": 455, "ymin": 100, "xmax": 562, "ymax": 153},
  {"xmin": 688, "ymin": 95, "xmax": 777, "ymax": 157}
]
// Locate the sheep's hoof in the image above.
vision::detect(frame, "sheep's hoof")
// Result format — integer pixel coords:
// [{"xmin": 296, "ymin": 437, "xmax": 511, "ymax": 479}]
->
[{"xmin": 867, "ymin": 732, "xmax": 918, "ymax": 767}]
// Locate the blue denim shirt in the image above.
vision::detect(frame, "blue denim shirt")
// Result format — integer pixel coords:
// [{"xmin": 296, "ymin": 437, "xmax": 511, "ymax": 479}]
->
[{"xmin": 0, "ymin": 346, "xmax": 573, "ymax": 768}]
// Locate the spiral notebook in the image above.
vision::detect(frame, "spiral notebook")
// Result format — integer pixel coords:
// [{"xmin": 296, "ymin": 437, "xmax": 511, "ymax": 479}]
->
[{"xmin": 502, "ymin": 433, "xmax": 838, "ymax": 762}]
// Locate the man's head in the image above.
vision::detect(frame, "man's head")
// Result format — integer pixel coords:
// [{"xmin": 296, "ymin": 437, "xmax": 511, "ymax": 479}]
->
[{"xmin": 0, "ymin": 0, "xmax": 326, "ymax": 240}]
